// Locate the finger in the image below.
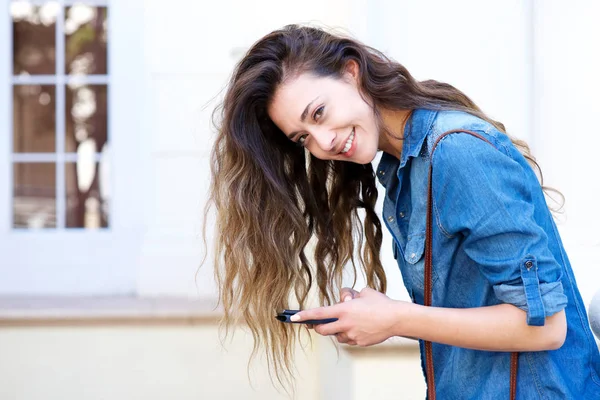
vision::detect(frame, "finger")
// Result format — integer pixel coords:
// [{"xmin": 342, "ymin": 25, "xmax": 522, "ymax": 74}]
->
[
  {"xmin": 346, "ymin": 340, "xmax": 357, "ymax": 346},
  {"xmin": 306, "ymin": 324, "xmax": 314, "ymax": 330},
  {"xmin": 290, "ymin": 304, "xmax": 339, "ymax": 322},
  {"xmin": 358, "ymin": 287, "xmax": 380, "ymax": 297},
  {"xmin": 314, "ymin": 321, "xmax": 344, "ymax": 336},
  {"xmin": 340, "ymin": 287, "xmax": 359, "ymax": 303},
  {"xmin": 335, "ymin": 333, "xmax": 350, "ymax": 344}
]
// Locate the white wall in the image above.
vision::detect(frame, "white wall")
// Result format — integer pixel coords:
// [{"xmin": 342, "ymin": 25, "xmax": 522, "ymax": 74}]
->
[
  {"xmin": 138, "ymin": 0, "xmax": 355, "ymax": 298},
  {"xmin": 369, "ymin": 0, "xmax": 533, "ymax": 142},
  {"xmin": 532, "ymin": 0, "xmax": 600, "ymax": 305}
]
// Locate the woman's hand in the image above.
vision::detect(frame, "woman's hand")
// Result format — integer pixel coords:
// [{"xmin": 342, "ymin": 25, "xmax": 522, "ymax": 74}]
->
[
  {"xmin": 305, "ymin": 287, "xmax": 359, "ymax": 331},
  {"xmin": 330, "ymin": 287, "xmax": 360, "ymax": 344},
  {"xmin": 293, "ymin": 287, "xmax": 408, "ymax": 347},
  {"xmin": 340, "ymin": 287, "xmax": 360, "ymax": 303}
]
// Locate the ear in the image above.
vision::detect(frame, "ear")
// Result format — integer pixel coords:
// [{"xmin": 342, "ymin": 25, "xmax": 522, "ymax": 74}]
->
[{"xmin": 344, "ymin": 59, "xmax": 360, "ymax": 84}]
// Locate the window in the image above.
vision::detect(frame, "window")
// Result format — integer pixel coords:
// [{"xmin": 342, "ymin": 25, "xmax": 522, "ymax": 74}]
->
[
  {"xmin": 1, "ymin": 0, "xmax": 144, "ymax": 295},
  {"xmin": 11, "ymin": 1, "xmax": 109, "ymax": 229}
]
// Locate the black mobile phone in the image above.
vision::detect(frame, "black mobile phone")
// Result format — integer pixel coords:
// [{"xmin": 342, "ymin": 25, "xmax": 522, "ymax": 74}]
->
[{"xmin": 275, "ymin": 309, "xmax": 338, "ymax": 325}]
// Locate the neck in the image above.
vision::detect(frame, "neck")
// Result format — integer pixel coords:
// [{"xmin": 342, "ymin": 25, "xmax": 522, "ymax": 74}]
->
[{"xmin": 378, "ymin": 108, "xmax": 413, "ymax": 160}]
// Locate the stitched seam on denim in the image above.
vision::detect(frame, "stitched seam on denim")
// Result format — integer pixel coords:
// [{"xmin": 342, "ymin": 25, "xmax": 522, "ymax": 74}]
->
[
  {"xmin": 495, "ymin": 139, "xmax": 511, "ymax": 160},
  {"xmin": 525, "ymin": 352, "xmax": 546, "ymax": 399},
  {"xmin": 590, "ymin": 366, "xmax": 600, "ymax": 389},
  {"xmin": 433, "ymin": 193, "xmax": 454, "ymax": 239},
  {"xmin": 548, "ymin": 221, "xmax": 600, "ymax": 387},
  {"xmin": 405, "ymin": 235, "xmax": 425, "ymax": 264},
  {"xmin": 495, "ymin": 133, "xmax": 512, "ymax": 156},
  {"xmin": 382, "ymin": 210, "xmax": 403, "ymax": 262},
  {"xmin": 429, "ymin": 133, "xmax": 456, "ymax": 239},
  {"xmin": 429, "ymin": 130, "xmax": 500, "ymax": 239},
  {"xmin": 407, "ymin": 232, "xmax": 425, "ymax": 241},
  {"xmin": 482, "ymin": 125, "xmax": 514, "ymax": 157}
]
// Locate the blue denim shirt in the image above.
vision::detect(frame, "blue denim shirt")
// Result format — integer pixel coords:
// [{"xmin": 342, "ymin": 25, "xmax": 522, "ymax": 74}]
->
[{"xmin": 376, "ymin": 108, "xmax": 600, "ymax": 399}]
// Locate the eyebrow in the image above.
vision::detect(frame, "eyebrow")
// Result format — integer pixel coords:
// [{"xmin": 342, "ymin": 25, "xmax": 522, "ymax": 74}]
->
[{"xmin": 286, "ymin": 96, "xmax": 319, "ymax": 139}]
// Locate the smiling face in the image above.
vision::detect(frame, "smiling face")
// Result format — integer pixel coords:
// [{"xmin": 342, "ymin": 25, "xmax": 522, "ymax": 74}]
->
[{"xmin": 267, "ymin": 66, "xmax": 381, "ymax": 164}]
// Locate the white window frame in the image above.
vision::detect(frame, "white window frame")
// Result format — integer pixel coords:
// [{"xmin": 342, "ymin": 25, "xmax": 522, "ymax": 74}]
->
[{"xmin": 0, "ymin": 0, "xmax": 146, "ymax": 295}]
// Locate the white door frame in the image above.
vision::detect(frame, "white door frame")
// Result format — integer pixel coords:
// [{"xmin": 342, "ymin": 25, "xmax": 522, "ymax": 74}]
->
[{"xmin": 0, "ymin": 0, "xmax": 146, "ymax": 295}]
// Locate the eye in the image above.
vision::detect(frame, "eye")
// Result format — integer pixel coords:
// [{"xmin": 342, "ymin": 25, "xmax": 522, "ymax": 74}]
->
[
  {"xmin": 297, "ymin": 134, "xmax": 308, "ymax": 147},
  {"xmin": 313, "ymin": 106, "xmax": 324, "ymax": 121}
]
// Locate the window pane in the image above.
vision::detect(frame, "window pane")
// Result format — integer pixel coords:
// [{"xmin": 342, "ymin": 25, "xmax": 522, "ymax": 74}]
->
[
  {"xmin": 13, "ymin": 85, "xmax": 56, "ymax": 153},
  {"xmin": 65, "ymin": 5, "xmax": 107, "ymax": 75},
  {"xmin": 66, "ymin": 84, "xmax": 108, "ymax": 153},
  {"xmin": 66, "ymin": 161, "xmax": 109, "ymax": 228},
  {"xmin": 13, "ymin": 163, "xmax": 56, "ymax": 229},
  {"xmin": 12, "ymin": 2, "xmax": 58, "ymax": 75}
]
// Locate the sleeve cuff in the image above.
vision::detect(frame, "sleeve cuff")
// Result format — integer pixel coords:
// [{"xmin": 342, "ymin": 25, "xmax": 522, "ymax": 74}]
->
[{"xmin": 492, "ymin": 257, "xmax": 568, "ymax": 326}]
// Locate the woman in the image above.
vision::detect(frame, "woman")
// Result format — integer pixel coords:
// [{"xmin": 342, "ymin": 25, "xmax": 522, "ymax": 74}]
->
[{"xmin": 205, "ymin": 24, "xmax": 600, "ymax": 398}]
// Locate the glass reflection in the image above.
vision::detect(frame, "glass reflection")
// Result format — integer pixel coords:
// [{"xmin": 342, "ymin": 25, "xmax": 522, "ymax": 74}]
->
[
  {"xmin": 65, "ymin": 6, "xmax": 107, "ymax": 75},
  {"xmin": 13, "ymin": 85, "xmax": 56, "ymax": 153},
  {"xmin": 12, "ymin": 2, "xmax": 58, "ymax": 75},
  {"xmin": 66, "ymin": 84, "xmax": 107, "ymax": 153},
  {"xmin": 13, "ymin": 162, "xmax": 56, "ymax": 229},
  {"xmin": 66, "ymin": 159, "xmax": 109, "ymax": 228}
]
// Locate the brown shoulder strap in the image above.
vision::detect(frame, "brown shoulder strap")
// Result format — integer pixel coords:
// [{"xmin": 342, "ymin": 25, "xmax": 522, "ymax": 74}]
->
[{"xmin": 425, "ymin": 129, "xmax": 518, "ymax": 400}]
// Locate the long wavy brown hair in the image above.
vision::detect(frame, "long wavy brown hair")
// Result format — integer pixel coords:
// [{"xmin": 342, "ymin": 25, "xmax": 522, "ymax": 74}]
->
[{"xmin": 203, "ymin": 24, "xmax": 561, "ymax": 392}]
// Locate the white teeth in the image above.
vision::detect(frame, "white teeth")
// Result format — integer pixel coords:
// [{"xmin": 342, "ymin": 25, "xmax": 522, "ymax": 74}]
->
[{"xmin": 341, "ymin": 128, "xmax": 355, "ymax": 154}]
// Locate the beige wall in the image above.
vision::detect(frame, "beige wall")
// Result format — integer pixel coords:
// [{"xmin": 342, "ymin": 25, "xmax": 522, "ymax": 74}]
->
[
  {"xmin": 0, "ymin": 324, "xmax": 318, "ymax": 400},
  {"xmin": 0, "ymin": 322, "xmax": 424, "ymax": 400}
]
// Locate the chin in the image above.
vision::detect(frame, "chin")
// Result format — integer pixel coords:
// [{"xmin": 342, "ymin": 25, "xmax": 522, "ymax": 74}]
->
[{"xmin": 352, "ymin": 149, "xmax": 378, "ymax": 165}]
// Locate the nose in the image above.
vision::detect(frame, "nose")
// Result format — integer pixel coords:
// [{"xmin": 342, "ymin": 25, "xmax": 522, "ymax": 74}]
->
[{"xmin": 312, "ymin": 127, "xmax": 337, "ymax": 152}]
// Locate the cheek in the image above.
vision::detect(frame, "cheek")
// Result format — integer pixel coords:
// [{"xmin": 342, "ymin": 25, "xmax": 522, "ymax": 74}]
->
[
  {"xmin": 356, "ymin": 110, "xmax": 378, "ymax": 137},
  {"xmin": 352, "ymin": 101, "xmax": 375, "ymax": 129}
]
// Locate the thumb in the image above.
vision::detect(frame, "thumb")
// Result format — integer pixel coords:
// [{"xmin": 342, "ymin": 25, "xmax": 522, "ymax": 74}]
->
[
  {"xmin": 340, "ymin": 287, "xmax": 359, "ymax": 302},
  {"xmin": 358, "ymin": 287, "xmax": 383, "ymax": 298}
]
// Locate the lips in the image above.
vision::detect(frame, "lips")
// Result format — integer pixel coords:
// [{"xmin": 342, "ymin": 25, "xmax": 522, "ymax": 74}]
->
[
  {"xmin": 339, "ymin": 127, "xmax": 357, "ymax": 158},
  {"xmin": 338, "ymin": 127, "xmax": 355, "ymax": 155}
]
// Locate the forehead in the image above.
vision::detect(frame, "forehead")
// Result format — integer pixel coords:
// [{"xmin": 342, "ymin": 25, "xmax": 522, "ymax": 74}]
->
[{"xmin": 268, "ymin": 73, "xmax": 334, "ymax": 132}]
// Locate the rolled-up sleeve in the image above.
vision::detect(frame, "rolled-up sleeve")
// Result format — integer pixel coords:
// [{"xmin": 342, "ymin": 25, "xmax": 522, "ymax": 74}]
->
[{"xmin": 432, "ymin": 132, "xmax": 568, "ymax": 326}]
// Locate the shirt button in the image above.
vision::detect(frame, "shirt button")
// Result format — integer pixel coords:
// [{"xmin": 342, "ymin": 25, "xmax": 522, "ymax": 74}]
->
[
  {"xmin": 387, "ymin": 216, "xmax": 394, "ymax": 222},
  {"xmin": 525, "ymin": 261, "xmax": 534, "ymax": 270},
  {"xmin": 399, "ymin": 212, "xmax": 405, "ymax": 218},
  {"xmin": 410, "ymin": 253, "xmax": 417, "ymax": 260},
  {"xmin": 378, "ymin": 170, "xmax": 385, "ymax": 176}
]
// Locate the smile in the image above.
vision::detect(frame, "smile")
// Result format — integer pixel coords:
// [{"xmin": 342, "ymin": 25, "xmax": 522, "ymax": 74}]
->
[{"xmin": 340, "ymin": 127, "xmax": 357, "ymax": 157}]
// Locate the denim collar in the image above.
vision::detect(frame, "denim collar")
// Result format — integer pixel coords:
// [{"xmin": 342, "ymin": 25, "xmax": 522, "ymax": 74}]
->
[{"xmin": 376, "ymin": 108, "xmax": 438, "ymax": 188}]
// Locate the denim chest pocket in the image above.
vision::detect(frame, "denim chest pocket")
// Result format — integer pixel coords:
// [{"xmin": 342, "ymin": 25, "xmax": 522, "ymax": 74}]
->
[{"xmin": 404, "ymin": 233, "xmax": 439, "ymax": 292}]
